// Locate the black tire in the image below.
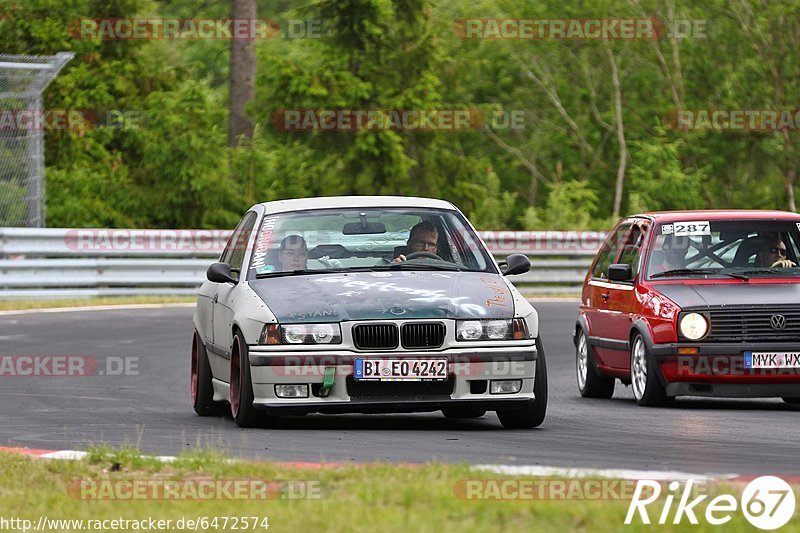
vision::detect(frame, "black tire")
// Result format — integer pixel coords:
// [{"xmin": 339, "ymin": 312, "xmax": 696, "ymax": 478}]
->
[
  {"xmin": 191, "ymin": 331, "xmax": 227, "ymax": 416},
  {"xmin": 230, "ymin": 331, "xmax": 275, "ymax": 428},
  {"xmin": 442, "ymin": 407, "xmax": 486, "ymax": 419},
  {"xmin": 630, "ymin": 333, "xmax": 673, "ymax": 407},
  {"xmin": 575, "ymin": 328, "xmax": 615, "ymax": 399},
  {"xmin": 497, "ymin": 337, "xmax": 548, "ymax": 429},
  {"xmin": 783, "ymin": 397, "xmax": 800, "ymax": 405}
]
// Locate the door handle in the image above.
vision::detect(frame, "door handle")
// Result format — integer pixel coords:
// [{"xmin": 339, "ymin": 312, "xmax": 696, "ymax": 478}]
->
[{"xmin": 601, "ymin": 293, "xmax": 609, "ymax": 302}]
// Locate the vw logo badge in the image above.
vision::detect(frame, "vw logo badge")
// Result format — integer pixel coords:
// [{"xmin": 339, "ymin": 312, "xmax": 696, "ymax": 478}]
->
[{"xmin": 770, "ymin": 314, "xmax": 787, "ymax": 331}]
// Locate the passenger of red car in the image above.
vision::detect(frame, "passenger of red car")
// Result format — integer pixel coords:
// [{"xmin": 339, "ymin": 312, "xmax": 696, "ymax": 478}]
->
[{"xmin": 652, "ymin": 235, "xmax": 690, "ymax": 273}]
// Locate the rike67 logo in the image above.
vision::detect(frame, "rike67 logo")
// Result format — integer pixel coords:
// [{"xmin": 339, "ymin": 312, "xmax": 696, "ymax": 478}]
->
[{"xmin": 626, "ymin": 476, "xmax": 796, "ymax": 530}]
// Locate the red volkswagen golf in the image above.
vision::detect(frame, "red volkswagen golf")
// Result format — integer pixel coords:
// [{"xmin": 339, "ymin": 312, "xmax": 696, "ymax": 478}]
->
[{"xmin": 576, "ymin": 210, "xmax": 800, "ymax": 406}]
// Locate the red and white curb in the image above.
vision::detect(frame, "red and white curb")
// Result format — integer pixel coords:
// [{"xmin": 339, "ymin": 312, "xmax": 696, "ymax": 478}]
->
[
  {"xmin": 4, "ymin": 446, "xmax": 797, "ymax": 483},
  {"xmin": 0, "ymin": 446, "xmax": 175, "ymax": 462},
  {"xmin": 474, "ymin": 464, "xmax": 800, "ymax": 485}
]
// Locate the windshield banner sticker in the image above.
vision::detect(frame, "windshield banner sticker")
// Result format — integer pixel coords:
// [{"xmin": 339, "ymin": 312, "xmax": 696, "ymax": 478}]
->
[{"xmin": 250, "ymin": 216, "xmax": 278, "ymax": 272}]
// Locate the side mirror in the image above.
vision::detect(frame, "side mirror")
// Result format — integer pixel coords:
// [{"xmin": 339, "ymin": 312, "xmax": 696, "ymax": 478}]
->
[
  {"xmin": 608, "ymin": 263, "xmax": 633, "ymax": 282},
  {"xmin": 207, "ymin": 262, "xmax": 237, "ymax": 284},
  {"xmin": 502, "ymin": 254, "xmax": 531, "ymax": 276}
]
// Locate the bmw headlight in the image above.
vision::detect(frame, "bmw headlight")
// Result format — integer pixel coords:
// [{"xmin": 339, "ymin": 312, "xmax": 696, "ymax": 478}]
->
[
  {"xmin": 456, "ymin": 319, "xmax": 528, "ymax": 341},
  {"xmin": 679, "ymin": 312, "xmax": 708, "ymax": 341},
  {"xmin": 260, "ymin": 323, "xmax": 342, "ymax": 345}
]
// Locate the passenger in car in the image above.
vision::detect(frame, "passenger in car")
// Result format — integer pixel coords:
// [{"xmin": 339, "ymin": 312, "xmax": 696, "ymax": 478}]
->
[
  {"xmin": 392, "ymin": 221, "xmax": 439, "ymax": 263},
  {"xmin": 278, "ymin": 235, "xmax": 308, "ymax": 271},
  {"xmin": 652, "ymin": 235, "xmax": 690, "ymax": 273},
  {"xmin": 756, "ymin": 235, "xmax": 796, "ymax": 268}
]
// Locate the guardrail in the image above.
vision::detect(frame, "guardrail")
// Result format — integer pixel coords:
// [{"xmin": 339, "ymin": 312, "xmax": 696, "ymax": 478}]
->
[{"xmin": 0, "ymin": 228, "xmax": 605, "ymax": 298}]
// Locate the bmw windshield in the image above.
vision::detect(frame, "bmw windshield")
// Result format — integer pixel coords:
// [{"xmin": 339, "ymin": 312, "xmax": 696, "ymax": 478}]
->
[{"xmin": 244, "ymin": 207, "xmax": 496, "ymax": 279}]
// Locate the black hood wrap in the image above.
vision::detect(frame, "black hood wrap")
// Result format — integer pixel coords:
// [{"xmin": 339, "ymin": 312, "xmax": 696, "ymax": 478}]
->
[
  {"xmin": 248, "ymin": 271, "xmax": 514, "ymax": 322},
  {"xmin": 654, "ymin": 282, "xmax": 800, "ymax": 309}
]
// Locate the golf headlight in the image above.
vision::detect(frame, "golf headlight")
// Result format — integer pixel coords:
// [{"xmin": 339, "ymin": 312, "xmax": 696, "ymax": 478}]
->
[
  {"xmin": 260, "ymin": 323, "xmax": 342, "ymax": 345},
  {"xmin": 679, "ymin": 313, "xmax": 708, "ymax": 340},
  {"xmin": 457, "ymin": 319, "xmax": 526, "ymax": 341}
]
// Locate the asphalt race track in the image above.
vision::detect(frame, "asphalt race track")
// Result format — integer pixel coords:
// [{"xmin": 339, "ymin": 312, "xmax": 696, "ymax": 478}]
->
[{"xmin": 0, "ymin": 302, "xmax": 797, "ymax": 476}]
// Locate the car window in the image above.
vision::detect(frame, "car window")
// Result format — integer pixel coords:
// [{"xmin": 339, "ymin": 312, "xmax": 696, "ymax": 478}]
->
[
  {"xmin": 592, "ymin": 222, "xmax": 632, "ymax": 279},
  {"xmin": 221, "ymin": 212, "xmax": 257, "ymax": 277},
  {"xmin": 227, "ymin": 212, "xmax": 257, "ymax": 275},
  {"xmin": 617, "ymin": 224, "xmax": 648, "ymax": 280},
  {"xmin": 646, "ymin": 219, "xmax": 800, "ymax": 278},
  {"xmin": 245, "ymin": 207, "xmax": 495, "ymax": 278}
]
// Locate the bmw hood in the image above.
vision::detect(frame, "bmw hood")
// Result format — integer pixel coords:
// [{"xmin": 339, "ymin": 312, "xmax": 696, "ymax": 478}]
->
[
  {"xmin": 248, "ymin": 271, "xmax": 514, "ymax": 322},
  {"xmin": 654, "ymin": 282, "xmax": 800, "ymax": 309}
]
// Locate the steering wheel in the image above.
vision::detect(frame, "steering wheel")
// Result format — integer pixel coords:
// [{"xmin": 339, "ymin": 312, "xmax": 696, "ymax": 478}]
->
[{"xmin": 405, "ymin": 251, "xmax": 443, "ymax": 261}]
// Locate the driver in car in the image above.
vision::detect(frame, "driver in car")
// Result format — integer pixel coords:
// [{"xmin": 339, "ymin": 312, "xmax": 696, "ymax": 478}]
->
[
  {"xmin": 756, "ymin": 235, "xmax": 796, "ymax": 268},
  {"xmin": 392, "ymin": 221, "xmax": 439, "ymax": 263}
]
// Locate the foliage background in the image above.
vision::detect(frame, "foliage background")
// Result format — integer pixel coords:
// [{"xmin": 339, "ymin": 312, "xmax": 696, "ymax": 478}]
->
[{"xmin": 0, "ymin": 0, "xmax": 797, "ymax": 229}]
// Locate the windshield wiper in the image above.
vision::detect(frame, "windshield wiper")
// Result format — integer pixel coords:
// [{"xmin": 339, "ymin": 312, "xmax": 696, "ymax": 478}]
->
[
  {"xmin": 384, "ymin": 262, "xmax": 462, "ymax": 272},
  {"xmin": 255, "ymin": 263, "xmax": 464, "ymax": 278},
  {"xmin": 255, "ymin": 269, "xmax": 319, "ymax": 279},
  {"xmin": 650, "ymin": 268, "xmax": 749, "ymax": 280},
  {"xmin": 733, "ymin": 268, "xmax": 800, "ymax": 277}
]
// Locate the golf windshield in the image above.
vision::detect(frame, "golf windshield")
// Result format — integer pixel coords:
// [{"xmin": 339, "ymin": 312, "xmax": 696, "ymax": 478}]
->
[{"xmin": 646, "ymin": 219, "xmax": 800, "ymax": 279}]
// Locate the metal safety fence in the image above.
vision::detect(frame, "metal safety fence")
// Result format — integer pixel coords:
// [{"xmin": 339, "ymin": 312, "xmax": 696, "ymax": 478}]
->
[
  {"xmin": 0, "ymin": 53, "xmax": 74, "ymax": 227},
  {"xmin": 0, "ymin": 228, "xmax": 605, "ymax": 298}
]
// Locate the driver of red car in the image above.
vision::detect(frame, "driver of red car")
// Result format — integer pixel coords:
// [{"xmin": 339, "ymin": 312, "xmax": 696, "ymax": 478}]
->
[
  {"xmin": 392, "ymin": 221, "xmax": 439, "ymax": 263},
  {"xmin": 756, "ymin": 234, "xmax": 796, "ymax": 268}
]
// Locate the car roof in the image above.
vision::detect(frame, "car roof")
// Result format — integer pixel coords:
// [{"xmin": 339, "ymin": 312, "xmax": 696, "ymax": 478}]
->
[
  {"xmin": 254, "ymin": 196, "xmax": 457, "ymax": 213},
  {"xmin": 627, "ymin": 209, "xmax": 800, "ymax": 222}
]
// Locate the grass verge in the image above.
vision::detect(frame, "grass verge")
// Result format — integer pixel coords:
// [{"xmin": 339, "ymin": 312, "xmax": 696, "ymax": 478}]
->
[
  {"xmin": 0, "ymin": 447, "xmax": 788, "ymax": 532},
  {"xmin": 0, "ymin": 296, "xmax": 195, "ymax": 311}
]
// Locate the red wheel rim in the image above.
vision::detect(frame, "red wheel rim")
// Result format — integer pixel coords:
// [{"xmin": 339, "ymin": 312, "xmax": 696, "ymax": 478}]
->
[
  {"xmin": 230, "ymin": 338, "xmax": 241, "ymax": 418},
  {"xmin": 190, "ymin": 334, "xmax": 199, "ymax": 403}
]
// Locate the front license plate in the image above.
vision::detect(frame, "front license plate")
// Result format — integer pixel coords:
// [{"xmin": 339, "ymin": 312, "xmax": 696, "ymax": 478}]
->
[
  {"xmin": 354, "ymin": 358, "xmax": 448, "ymax": 381},
  {"xmin": 745, "ymin": 352, "xmax": 800, "ymax": 369}
]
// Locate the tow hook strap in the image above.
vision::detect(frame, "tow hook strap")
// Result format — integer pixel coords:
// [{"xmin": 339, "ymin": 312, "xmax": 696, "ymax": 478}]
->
[{"xmin": 319, "ymin": 366, "xmax": 335, "ymax": 397}]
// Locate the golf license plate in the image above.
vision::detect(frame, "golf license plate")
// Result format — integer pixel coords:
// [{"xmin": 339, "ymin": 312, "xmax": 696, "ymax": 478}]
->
[
  {"xmin": 354, "ymin": 358, "xmax": 448, "ymax": 381},
  {"xmin": 745, "ymin": 352, "xmax": 800, "ymax": 369}
]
